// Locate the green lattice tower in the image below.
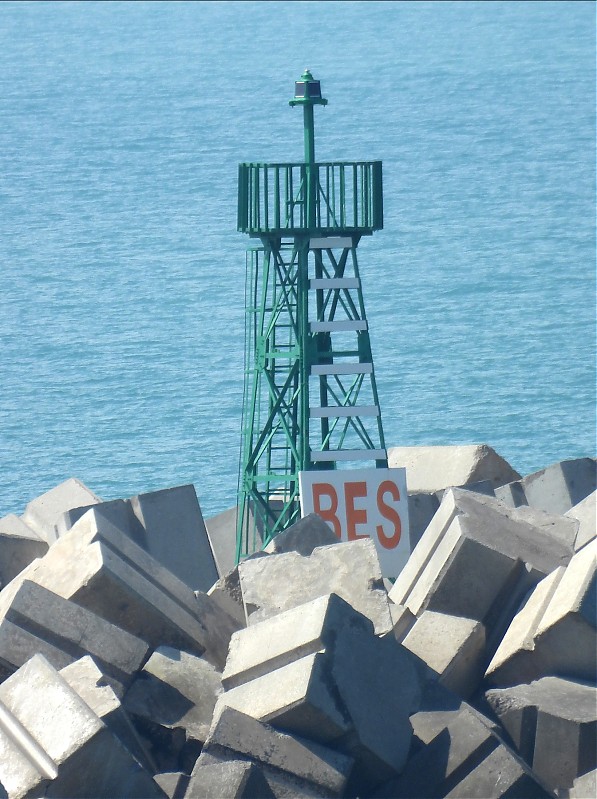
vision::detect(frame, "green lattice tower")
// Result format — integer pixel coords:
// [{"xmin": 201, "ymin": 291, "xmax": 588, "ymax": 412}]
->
[{"xmin": 236, "ymin": 71, "xmax": 387, "ymax": 561}]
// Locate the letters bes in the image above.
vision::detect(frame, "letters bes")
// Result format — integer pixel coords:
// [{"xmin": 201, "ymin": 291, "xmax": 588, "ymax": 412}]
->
[{"xmin": 299, "ymin": 468, "xmax": 411, "ymax": 578}]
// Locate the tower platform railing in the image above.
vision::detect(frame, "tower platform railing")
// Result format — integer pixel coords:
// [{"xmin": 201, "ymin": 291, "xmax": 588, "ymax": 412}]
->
[{"xmin": 238, "ymin": 160, "xmax": 383, "ymax": 236}]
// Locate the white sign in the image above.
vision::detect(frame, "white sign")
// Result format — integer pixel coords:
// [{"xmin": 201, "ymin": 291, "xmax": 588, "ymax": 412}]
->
[{"xmin": 299, "ymin": 468, "xmax": 410, "ymax": 578}]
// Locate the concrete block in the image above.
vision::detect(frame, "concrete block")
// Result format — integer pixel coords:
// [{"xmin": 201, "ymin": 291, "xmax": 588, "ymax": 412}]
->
[
  {"xmin": 185, "ymin": 760, "xmax": 274, "ymax": 799},
  {"xmin": 0, "ymin": 654, "xmax": 165, "ymax": 798},
  {"xmin": 154, "ymin": 772, "xmax": 190, "ymax": 799},
  {"xmin": 57, "ymin": 486, "xmax": 219, "ymax": 593},
  {"xmin": 201, "ymin": 706, "xmax": 353, "ymax": 796},
  {"xmin": 390, "ymin": 488, "xmax": 573, "ymax": 657},
  {"xmin": 486, "ymin": 540, "xmax": 596, "ymax": 685},
  {"xmin": 123, "ymin": 645, "xmax": 223, "ymax": 774},
  {"xmin": 23, "ymin": 508, "xmax": 239, "ymax": 666},
  {"xmin": 0, "ymin": 514, "xmax": 47, "ymax": 589},
  {"xmin": 401, "ymin": 611, "xmax": 486, "ymax": 699},
  {"xmin": 486, "ymin": 676, "xmax": 597, "ymax": 793},
  {"xmin": 20, "ymin": 477, "xmax": 101, "ymax": 544},
  {"xmin": 239, "ymin": 538, "xmax": 393, "ymax": 635},
  {"xmin": 389, "ymin": 602, "xmax": 416, "ymax": 642},
  {"xmin": 387, "ymin": 444, "xmax": 521, "ymax": 494},
  {"xmin": 568, "ymin": 768, "xmax": 597, "ymax": 799},
  {"xmin": 216, "ymin": 652, "xmax": 351, "ymax": 745},
  {"xmin": 374, "ymin": 699, "xmax": 552, "ymax": 799},
  {"xmin": 263, "ymin": 513, "xmax": 339, "ymax": 556},
  {"xmin": 495, "ymin": 457, "xmax": 596, "ymax": 515},
  {"xmin": 205, "ymin": 505, "xmax": 263, "ymax": 579},
  {"xmin": 329, "ymin": 622, "xmax": 420, "ymax": 792},
  {"xmin": 407, "ymin": 491, "xmax": 440, "ymax": 549},
  {"xmin": 60, "ymin": 656, "xmax": 156, "ymax": 774},
  {"xmin": 0, "ymin": 579, "xmax": 148, "ymax": 688},
  {"xmin": 207, "ymin": 565, "xmax": 247, "ymax": 627},
  {"xmin": 223, "ymin": 593, "xmax": 373, "ymax": 691},
  {"xmin": 566, "ymin": 490, "xmax": 596, "ymax": 551}
]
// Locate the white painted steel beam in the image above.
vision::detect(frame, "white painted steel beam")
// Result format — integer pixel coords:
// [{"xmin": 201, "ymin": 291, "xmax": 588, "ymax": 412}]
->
[
  {"xmin": 310, "ymin": 449, "xmax": 387, "ymax": 462},
  {"xmin": 309, "ymin": 237, "xmax": 353, "ymax": 249},
  {"xmin": 310, "ymin": 363, "xmax": 373, "ymax": 375},
  {"xmin": 310, "ymin": 320, "xmax": 367, "ymax": 332},
  {"xmin": 309, "ymin": 278, "xmax": 360, "ymax": 290},
  {"xmin": 310, "ymin": 406, "xmax": 380, "ymax": 418}
]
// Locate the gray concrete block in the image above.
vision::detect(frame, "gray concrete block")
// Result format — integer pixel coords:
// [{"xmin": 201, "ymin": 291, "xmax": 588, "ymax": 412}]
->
[
  {"xmin": 387, "ymin": 444, "xmax": 521, "ymax": 494},
  {"xmin": 60, "ymin": 656, "xmax": 156, "ymax": 774},
  {"xmin": 0, "ymin": 654, "xmax": 165, "ymax": 798},
  {"xmin": 185, "ymin": 760, "xmax": 274, "ymax": 799},
  {"xmin": 128, "ymin": 485, "xmax": 218, "ymax": 592},
  {"xmin": 20, "ymin": 477, "xmax": 101, "ymax": 544},
  {"xmin": 389, "ymin": 488, "xmax": 573, "ymax": 658},
  {"xmin": 486, "ymin": 540, "xmax": 596, "ymax": 685},
  {"xmin": 57, "ymin": 486, "xmax": 219, "ymax": 593},
  {"xmin": 216, "ymin": 652, "xmax": 351, "ymax": 745},
  {"xmin": 223, "ymin": 593, "xmax": 373, "ymax": 691},
  {"xmin": 207, "ymin": 565, "xmax": 247, "ymax": 627},
  {"xmin": 407, "ymin": 492, "xmax": 440, "ymax": 550},
  {"xmin": 0, "ymin": 579, "xmax": 148, "ymax": 688},
  {"xmin": 486, "ymin": 677, "xmax": 596, "ymax": 792},
  {"xmin": 401, "ymin": 611, "xmax": 486, "ymax": 699},
  {"xmin": 123, "ymin": 645, "xmax": 223, "ymax": 774},
  {"xmin": 23, "ymin": 508, "xmax": 239, "ymax": 666},
  {"xmin": 568, "ymin": 768, "xmax": 597, "ymax": 799},
  {"xmin": 329, "ymin": 622, "xmax": 420, "ymax": 792},
  {"xmin": 374, "ymin": 699, "xmax": 552, "ymax": 799},
  {"xmin": 495, "ymin": 457, "xmax": 597, "ymax": 515},
  {"xmin": 238, "ymin": 538, "xmax": 393, "ymax": 635},
  {"xmin": 389, "ymin": 602, "xmax": 416, "ymax": 642},
  {"xmin": 205, "ymin": 505, "xmax": 263, "ymax": 579},
  {"xmin": 566, "ymin": 490, "xmax": 596, "ymax": 551},
  {"xmin": 154, "ymin": 772, "xmax": 190, "ymax": 799},
  {"xmin": 263, "ymin": 513, "xmax": 339, "ymax": 556},
  {"xmin": 0, "ymin": 514, "xmax": 48, "ymax": 589},
  {"xmin": 201, "ymin": 706, "xmax": 353, "ymax": 796}
]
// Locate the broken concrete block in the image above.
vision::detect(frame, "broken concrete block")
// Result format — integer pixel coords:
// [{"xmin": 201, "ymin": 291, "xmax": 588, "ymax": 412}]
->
[
  {"xmin": 389, "ymin": 488, "xmax": 573, "ymax": 657},
  {"xmin": 0, "ymin": 579, "xmax": 148, "ymax": 688},
  {"xmin": 566, "ymin": 490, "xmax": 596, "ymax": 551},
  {"xmin": 495, "ymin": 457, "xmax": 596, "ymax": 515},
  {"xmin": 200, "ymin": 705, "xmax": 353, "ymax": 797},
  {"xmin": 57, "ymin": 486, "xmax": 219, "ymax": 593},
  {"xmin": 374, "ymin": 699, "xmax": 552, "ymax": 798},
  {"xmin": 387, "ymin": 444, "xmax": 521, "ymax": 493},
  {"xmin": 263, "ymin": 513, "xmax": 339, "ymax": 556},
  {"xmin": 123, "ymin": 645, "xmax": 223, "ymax": 774},
  {"xmin": 216, "ymin": 652, "xmax": 351, "ymax": 745},
  {"xmin": 185, "ymin": 760, "xmax": 273, "ymax": 799},
  {"xmin": 60, "ymin": 656, "xmax": 156, "ymax": 774},
  {"xmin": 0, "ymin": 654, "xmax": 165, "ymax": 798},
  {"xmin": 20, "ymin": 477, "xmax": 101, "ymax": 544},
  {"xmin": 23, "ymin": 508, "xmax": 239, "ymax": 666},
  {"xmin": 223, "ymin": 593, "xmax": 372, "ymax": 690},
  {"xmin": 401, "ymin": 610, "xmax": 486, "ymax": 699},
  {"xmin": 486, "ymin": 676, "xmax": 597, "ymax": 793},
  {"xmin": 0, "ymin": 514, "xmax": 47, "ymax": 589},
  {"xmin": 239, "ymin": 538, "xmax": 393, "ymax": 635},
  {"xmin": 486, "ymin": 540, "xmax": 596, "ymax": 685}
]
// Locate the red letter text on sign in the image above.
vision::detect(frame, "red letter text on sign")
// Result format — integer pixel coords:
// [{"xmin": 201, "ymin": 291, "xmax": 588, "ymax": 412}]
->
[
  {"xmin": 345, "ymin": 481, "xmax": 369, "ymax": 540},
  {"xmin": 312, "ymin": 483, "xmax": 341, "ymax": 538},
  {"xmin": 376, "ymin": 480, "xmax": 402, "ymax": 549}
]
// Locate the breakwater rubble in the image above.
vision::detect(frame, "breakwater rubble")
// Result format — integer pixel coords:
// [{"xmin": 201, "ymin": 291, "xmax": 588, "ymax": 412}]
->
[{"xmin": 0, "ymin": 446, "xmax": 594, "ymax": 798}]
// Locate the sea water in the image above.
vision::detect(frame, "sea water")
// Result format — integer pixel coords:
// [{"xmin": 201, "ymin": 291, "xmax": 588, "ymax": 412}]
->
[{"xmin": 0, "ymin": 0, "xmax": 594, "ymax": 519}]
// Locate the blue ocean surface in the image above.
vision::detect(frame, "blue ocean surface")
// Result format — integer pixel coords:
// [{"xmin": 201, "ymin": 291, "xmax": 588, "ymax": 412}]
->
[{"xmin": 0, "ymin": 1, "xmax": 594, "ymax": 519}]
